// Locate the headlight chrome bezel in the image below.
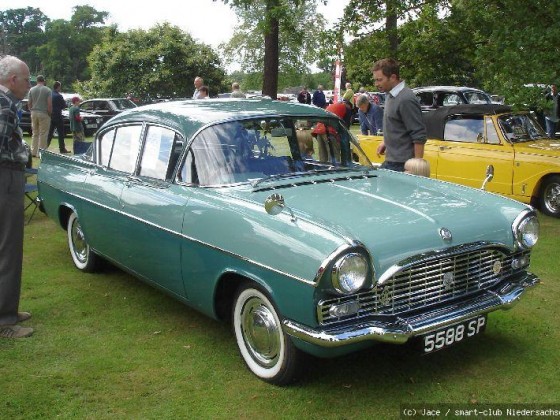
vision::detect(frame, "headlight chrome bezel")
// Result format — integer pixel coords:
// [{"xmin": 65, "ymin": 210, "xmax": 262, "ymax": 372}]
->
[
  {"xmin": 513, "ymin": 210, "xmax": 539, "ymax": 250},
  {"xmin": 331, "ymin": 252, "xmax": 370, "ymax": 295}
]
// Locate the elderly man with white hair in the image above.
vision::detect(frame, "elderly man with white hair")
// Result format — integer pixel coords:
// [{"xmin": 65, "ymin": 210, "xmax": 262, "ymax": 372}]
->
[{"xmin": 0, "ymin": 55, "xmax": 34, "ymax": 339}]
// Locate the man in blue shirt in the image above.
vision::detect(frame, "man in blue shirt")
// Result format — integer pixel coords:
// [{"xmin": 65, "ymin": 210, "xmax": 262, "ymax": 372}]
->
[
  {"xmin": 356, "ymin": 94, "xmax": 383, "ymax": 135},
  {"xmin": 47, "ymin": 81, "xmax": 69, "ymax": 153}
]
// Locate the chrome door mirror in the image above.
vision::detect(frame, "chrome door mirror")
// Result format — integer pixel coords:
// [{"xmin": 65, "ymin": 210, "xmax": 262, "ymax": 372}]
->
[
  {"xmin": 265, "ymin": 193, "xmax": 285, "ymax": 216},
  {"xmin": 265, "ymin": 193, "xmax": 296, "ymax": 222},
  {"xmin": 481, "ymin": 165, "xmax": 494, "ymax": 190}
]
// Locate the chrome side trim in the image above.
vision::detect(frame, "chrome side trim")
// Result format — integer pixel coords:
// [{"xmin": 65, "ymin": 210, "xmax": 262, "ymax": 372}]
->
[
  {"xmin": 39, "ymin": 182, "xmax": 317, "ymax": 286},
  {"xmin": 283, "ymin": 272, "xmax": 539, "ymax": 347}
]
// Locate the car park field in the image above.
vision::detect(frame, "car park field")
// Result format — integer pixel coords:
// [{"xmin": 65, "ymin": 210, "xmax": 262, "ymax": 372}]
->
[{"xmin": 1, "ymin": 135, "xmax": 558, "ymax": 418}]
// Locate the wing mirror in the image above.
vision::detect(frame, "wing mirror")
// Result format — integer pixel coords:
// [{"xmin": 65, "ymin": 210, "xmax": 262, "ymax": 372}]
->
[
  {"xmin": 265, "ymin": 193, "xmax": 296, "ymax": 222},
  {"xmin": 481, "ymin": 165, "xmax": 494, "ymax": 190}
]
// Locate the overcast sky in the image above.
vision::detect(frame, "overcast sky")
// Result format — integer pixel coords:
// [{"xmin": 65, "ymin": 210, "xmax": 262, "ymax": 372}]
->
[{"xmin": 8, "ymin": 0, "xmax": 349, "ymax": 48}]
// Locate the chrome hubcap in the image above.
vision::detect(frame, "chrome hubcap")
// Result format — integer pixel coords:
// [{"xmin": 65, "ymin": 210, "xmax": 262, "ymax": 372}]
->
[
  {"xmin": 241, "ymin": 297, "xmax": 280, "ymax": 367},
  {"xmin": 544, "ymin": 182, "xmax": 560, "ymax": 213},
  {"xmin": 71, "ymin": 219, "xmax": 87, "ymax": 263}
]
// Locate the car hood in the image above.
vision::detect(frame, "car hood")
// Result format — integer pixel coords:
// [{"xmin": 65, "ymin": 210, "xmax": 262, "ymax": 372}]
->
[
  {"xmin": 514, "ymin": 138, "xmax": 560, "ymax": 156},
  {"xmin": 228, "ymin": 170, "xmax": 525, "ymax": 275}
]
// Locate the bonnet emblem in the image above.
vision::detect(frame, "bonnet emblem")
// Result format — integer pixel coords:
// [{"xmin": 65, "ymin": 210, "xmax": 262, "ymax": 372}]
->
[{"xmin": 439, "ymin": 227, "xmax": 452, "ymax": 242}]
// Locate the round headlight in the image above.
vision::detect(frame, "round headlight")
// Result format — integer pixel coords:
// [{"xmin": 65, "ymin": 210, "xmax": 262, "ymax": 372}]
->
[
  {"xmin": 332, "ymin": 253, "xmax": 368, "ymax": 294},
  {"xmin": 515, "ymin": 214, "xmax": 539, "ymax": 249}
]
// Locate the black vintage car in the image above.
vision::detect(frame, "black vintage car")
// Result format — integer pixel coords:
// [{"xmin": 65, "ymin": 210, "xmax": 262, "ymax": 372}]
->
[
  {"xmin": 19, "ymin": 99, "xmax": 104, "ymax": 137},
  {"xmin": 79, "ymin": 98, "xmax": 137, "ymax": 123}
]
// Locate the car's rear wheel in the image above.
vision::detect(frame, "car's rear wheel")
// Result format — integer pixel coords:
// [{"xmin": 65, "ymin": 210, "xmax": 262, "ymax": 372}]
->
[
  {"xmin": 67, "ymin": 212, "xmax": 98, "ymax": 272},
  {"xmin": 539, "ymin": 175, "xmax": 560, "ymax": 217},
  {"xmin": 232, "ymin": 284, "xmax": 302, "ymax": 385}
]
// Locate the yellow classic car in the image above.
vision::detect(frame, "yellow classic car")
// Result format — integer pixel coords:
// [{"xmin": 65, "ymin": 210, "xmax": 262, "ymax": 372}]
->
[{"xmin": 357, "ymin": 104, "xmax": 560, "ymax": 217}]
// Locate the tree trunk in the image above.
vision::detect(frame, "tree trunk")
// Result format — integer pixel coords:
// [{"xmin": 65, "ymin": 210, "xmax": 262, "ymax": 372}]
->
[
  {"xmin": 262, "ymin": 0, "xmax": 279, "ymax": 99},
  {"xmin": 386, "ymin": 0, "xmax": 398, "ymax": 59}
]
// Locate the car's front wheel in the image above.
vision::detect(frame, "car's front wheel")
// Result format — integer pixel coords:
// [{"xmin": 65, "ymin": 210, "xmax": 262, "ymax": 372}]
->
[
  {"xmin": 67, "ymin": 212, "xmax": 98, "ymax": 272},
  {"xmin": 539, "ymin": 175, "xmax": 560, "ymax": 217},
  {"xmin": 232, "ymin": 284, "xmax": 302, "ymax": 385}
]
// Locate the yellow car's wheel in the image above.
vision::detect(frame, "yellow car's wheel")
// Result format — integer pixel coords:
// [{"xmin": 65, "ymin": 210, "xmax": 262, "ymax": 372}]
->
[{"xmin": 540, "ymin": 175, "xmax": 560, "ymax": 217}]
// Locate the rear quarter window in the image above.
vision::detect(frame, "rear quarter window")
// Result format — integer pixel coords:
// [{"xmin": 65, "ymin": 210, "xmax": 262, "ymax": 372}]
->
[{"xmin": 444, "ymin": 117, "xmax": 484, "ymax": 143}]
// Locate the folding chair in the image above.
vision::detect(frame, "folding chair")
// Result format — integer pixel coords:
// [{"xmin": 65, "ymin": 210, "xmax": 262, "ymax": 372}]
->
[{"xmin": 24, "ymin": 167, "xmax": 39, "ymax": 224}]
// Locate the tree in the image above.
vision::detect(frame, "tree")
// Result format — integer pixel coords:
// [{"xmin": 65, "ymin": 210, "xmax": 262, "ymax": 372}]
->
[
  {"xmin": 454, "ymin": 0, "xmax": 560, "ymax": 111},
  {"xmin": 0, "ymin": 7, "xmax": 49, "ymax": 74},
  {"xmin": 80, "ymin": 23, "xmax": 226, "ymax": 101},
  {"xmin": 219, "ymin": 0, "xmax": 327, "ymax": 98},
  {"xmin": 342, "ymin": 0, "xmax": 448, "ymax": 59},
  {"xmin": 37, "ymin": 6, "xmax": 109, "ymax": 87}
]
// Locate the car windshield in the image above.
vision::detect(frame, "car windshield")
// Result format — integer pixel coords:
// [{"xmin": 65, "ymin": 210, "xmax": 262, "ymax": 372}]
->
[
  {"xmin": 498, "ymin": 113, "xmax": 547, "ymax": 142},
  {"xmin": 179, "ymin": 117, "xmax": 372, "ymax": 186}
]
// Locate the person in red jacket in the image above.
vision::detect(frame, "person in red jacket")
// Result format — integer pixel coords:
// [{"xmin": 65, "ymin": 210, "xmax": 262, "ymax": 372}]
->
[{"xmin": 326, "ymin": 100, "xmax": 353, "ymax": 128}]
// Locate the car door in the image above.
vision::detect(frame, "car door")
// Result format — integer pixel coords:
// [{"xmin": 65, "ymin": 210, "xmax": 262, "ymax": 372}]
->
[
  {"xmin": 79, "ymin": 126, "xmax": 142, "ymax": 260},
  {"xmin": 118, "ymin": 124, "xmax": 190, "ymax": 298},
  {"xmin": 431, "ymin": 115, "xmax": 514, "ymax": 194}
]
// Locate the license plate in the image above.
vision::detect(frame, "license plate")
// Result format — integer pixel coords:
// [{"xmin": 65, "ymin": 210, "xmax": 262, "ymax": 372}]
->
[
  {"xmin": 85, "ymin": 124, "xmax": 97, "ymax": 128},
  {"xmin": 421, "ymin": 315, "xmax": 486, "ymax": 354}
]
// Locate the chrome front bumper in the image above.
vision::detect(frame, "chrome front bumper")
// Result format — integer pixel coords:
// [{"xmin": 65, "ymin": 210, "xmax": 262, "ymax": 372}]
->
[{"xmin": 283, "ymin": 272, "xmax": 540, "ymax": 347}]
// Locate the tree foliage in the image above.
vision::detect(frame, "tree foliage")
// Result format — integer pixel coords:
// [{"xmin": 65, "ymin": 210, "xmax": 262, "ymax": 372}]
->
[
  {"xmin": 340, "ymin": 0, "xmax": 560, "ymax": 111},
  {"xmin": 219, "ymin": 0, "xmax": 328, "ymax": 98},
  {"xmin": 0, "ymin": 7, "xmax": 49, "ymax": 73},
  {"xmin": 79, "ymin": 23, "xmax": 226, "ymax": 101}
]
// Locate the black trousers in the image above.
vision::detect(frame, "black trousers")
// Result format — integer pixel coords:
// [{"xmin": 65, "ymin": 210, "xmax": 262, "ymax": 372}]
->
[
  {"xmin": 0, "ymin": 166, "xmax": 25, "ymax": 326},
  {"xmin": 47, "ymin": 115, "xmax": 66, "ymax": 152}
]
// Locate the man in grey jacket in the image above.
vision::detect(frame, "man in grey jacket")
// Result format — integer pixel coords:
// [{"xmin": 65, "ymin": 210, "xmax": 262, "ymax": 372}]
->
[{"xmin": 372, "ymin": 58, "xmax": 426, "ymax": 172}]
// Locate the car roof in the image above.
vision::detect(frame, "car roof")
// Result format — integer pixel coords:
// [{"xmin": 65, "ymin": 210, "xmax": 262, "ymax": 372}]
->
[
  {"xmin": 104, "ymin": 99, "xmax": 332, "ymax": 139},
  {"xmin": 423, "ymin": 104, "xmax": 513, "ymax": 140},
  {"xmin": 413, "ymin": 86, "xmax": 487, "ymax": 93},
  {"xmin": 81, "ymin": 98, "xmax": 130, "ymax": 102}
]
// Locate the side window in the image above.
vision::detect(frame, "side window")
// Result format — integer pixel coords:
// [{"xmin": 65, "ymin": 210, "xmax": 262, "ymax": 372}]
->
[
  {"xmin": 139, "ymin": 126, "xmax": 183, "ymax": 180},
  {"xmin": 81, "ymin": 102, "xmax": 93, "ymax": 112},
  {"xmin": 444, "ymin": 117, "xmax": 484, "ymax": 143},
  {"xmin": 98, "ymin": 129, "xmax": 116, "ymax": 166},
  {"xmin": 416, "ymin": 92, "xmax": 433, "ymax": 107},
  {"xmin": 442, "ymin": 94, "xmax": 462, "ymax": 106},
  {"xmin": 485, "ymin": 117, "xmax": 500, "ymax": 144},
  {"xmin": 108, "ymin": 125, "xmax": 143, "ymax": 173}
]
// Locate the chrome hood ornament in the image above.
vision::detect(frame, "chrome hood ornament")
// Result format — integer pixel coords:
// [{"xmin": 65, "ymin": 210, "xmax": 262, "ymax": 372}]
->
[{"xmin": 439, "ymin": 227, "xmax": 452, "ymax": 242}]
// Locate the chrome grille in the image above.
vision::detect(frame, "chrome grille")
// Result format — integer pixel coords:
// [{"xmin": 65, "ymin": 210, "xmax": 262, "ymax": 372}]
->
[{"xmin": 318, "ymin": 248, "xmax": 530, "ymax": 325}]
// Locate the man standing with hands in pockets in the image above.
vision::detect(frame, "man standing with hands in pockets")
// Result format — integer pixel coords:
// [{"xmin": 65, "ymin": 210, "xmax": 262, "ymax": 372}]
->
[{"xmin": 372, "ymin": 58, "xmax": 426, "ymax": 172}]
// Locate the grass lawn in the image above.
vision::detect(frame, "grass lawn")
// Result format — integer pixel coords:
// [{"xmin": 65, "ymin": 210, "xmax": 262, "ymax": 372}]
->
[{"xmin": 1, "ymin": 137, "xmax": 559, "ymax": 419}]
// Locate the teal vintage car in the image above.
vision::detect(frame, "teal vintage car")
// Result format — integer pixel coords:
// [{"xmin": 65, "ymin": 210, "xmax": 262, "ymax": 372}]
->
[{"xmin": 37, "ymin": 99, "xmax": 540, "ymax": 385}]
